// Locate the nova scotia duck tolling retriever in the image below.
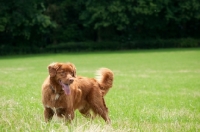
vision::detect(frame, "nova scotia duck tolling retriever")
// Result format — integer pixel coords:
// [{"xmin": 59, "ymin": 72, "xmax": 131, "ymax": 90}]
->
[{"xmin": 41, "ymin": 62, "xmax": 114, "ymax": 123}]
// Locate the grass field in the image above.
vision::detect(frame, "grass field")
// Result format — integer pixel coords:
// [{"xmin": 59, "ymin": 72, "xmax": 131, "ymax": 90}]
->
[{"xmin": 0, "ymin": 48, "xmax": 200, "ymax": 132}]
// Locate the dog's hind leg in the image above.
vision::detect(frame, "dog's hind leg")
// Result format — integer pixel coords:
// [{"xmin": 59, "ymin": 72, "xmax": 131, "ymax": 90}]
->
[
  {"xmin": 90, "ymin": 101, "xmax": 111, "ymax": 123},
  {"xmin": 79, "ymin": 104, "xmax": 94, "ymax": 119},
  {"xmin": 87, "ymin": 92, "xmax": 111, "ymax": 123},
  {"xmin": 44, "ymin": 107, "xmax": 54, "ymax": 122}
]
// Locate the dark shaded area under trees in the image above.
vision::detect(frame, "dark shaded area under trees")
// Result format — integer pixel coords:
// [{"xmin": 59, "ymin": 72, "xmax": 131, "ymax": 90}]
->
[{"xmin": 0, "ymin": 0, "xmax": 200, "ymax": 55}]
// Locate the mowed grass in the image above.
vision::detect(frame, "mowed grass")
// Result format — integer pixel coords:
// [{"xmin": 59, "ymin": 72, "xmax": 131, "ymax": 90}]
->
[{"xmin": 0, "ymin": 48, "xmax": 200, "ymax": 132}]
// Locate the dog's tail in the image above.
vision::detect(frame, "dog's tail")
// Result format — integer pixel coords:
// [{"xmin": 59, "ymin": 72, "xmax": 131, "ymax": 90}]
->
[{"xmin": 95, "ymin": 68, "xmax": 114, "ymax": 96}]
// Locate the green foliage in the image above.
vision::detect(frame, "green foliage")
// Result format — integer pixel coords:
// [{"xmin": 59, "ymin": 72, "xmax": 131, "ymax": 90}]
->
[
  {"xmin": 0, "ymin": 0, "xmax": 55, "ymax": 42},
  {"xmin": 0, "ymin": 0, "xmax": 200, "ymax": 53},
  {"xmin": 0, "ymin": 17, "xmax": 7, "ymax": 31}
]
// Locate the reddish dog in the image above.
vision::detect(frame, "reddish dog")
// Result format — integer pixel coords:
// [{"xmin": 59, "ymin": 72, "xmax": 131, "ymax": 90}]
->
[{"xmin": 42, "ymin": 62, "xmax": 113, "ymax": 123}]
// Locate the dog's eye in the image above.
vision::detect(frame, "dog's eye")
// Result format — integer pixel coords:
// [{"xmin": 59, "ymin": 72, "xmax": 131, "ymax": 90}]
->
[
  {"xmin": 63, "ymin": 72, "xmax": 67, "ymax": 75},
  {"xmin": 58, "ymin": 71, "xmax": 66, "ymax": 76}
]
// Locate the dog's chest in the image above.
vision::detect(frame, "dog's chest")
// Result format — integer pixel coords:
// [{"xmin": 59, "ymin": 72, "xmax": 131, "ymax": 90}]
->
[
  {"xmin": 49, "ymin": 93, "xmax": 60, "ymax": 101},
  {"xmin": 45, "ymin": 93, "xmax": 63, "ymax": 108},
  {"xmin": 54, "ymin": 93, "xmax": 60, "ymax": 100}
]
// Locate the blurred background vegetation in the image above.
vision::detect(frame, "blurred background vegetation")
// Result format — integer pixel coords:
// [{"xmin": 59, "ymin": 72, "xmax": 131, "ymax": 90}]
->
[{"xmin": 0, "ymin": 0, "xmax": 200, "ymax": 55}]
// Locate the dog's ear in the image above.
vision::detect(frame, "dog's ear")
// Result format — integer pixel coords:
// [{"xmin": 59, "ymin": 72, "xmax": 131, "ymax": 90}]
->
[
  {"xmin": 48, "ymin": 63, "xmax": 60, "ymax": 77},
  {"xmin": 67, "ymin": 63, "xmax": 76, "ymax": 77}
]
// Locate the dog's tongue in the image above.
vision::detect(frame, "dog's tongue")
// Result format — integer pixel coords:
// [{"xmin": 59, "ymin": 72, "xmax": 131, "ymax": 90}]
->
[{"xmin": 59, "ymin": 81, "xmax": 70, "ymax": 95}]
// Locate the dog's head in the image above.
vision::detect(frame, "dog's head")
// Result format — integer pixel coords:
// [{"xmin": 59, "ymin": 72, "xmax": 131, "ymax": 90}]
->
[{"xmin": 48, "ymin": 62, "xmax": 76, "ymax": 94}]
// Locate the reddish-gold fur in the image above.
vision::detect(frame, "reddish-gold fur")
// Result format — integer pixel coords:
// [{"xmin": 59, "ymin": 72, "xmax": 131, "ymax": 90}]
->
[{"xmin": 42, "ymin": 62, "xmax": 113, "ymax": 123}]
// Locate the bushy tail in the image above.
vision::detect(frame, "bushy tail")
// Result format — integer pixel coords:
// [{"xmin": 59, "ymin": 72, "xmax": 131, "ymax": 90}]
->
[{"xmin": 95, "ymin": 68, "xmax": 114, "ymax": 96}]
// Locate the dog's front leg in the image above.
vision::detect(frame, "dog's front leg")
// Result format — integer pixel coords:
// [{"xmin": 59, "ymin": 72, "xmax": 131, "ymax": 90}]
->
[
  {"xmin": 64, "ymin": 109, "xmax": 74, "ymax": 122},
  {"xmin": 44, "ymin": 107, "xmax": 54, "ymax": 122}
]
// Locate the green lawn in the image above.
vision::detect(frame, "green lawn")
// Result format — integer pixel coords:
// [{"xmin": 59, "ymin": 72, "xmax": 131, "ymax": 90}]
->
[{"xmin": 0, "ymin": 48, "xmax": 200, "ymax": 132}]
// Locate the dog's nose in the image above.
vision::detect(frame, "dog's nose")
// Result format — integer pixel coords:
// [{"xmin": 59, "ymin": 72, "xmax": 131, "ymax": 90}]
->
[{"xmin": 69, "ymin": 78, "xmax": 74, "ymax": 83}]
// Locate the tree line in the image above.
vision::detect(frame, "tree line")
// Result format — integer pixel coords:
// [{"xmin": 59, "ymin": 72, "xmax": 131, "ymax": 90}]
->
[{"xmin": 0, "ymin": 0, "xmax": 200, "ymax": 54}]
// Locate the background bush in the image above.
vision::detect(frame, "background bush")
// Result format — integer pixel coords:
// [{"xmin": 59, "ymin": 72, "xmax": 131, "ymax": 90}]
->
[
  {"xmin": 0, "ymin": 0, "xmax": 200, "ymax": 55},
  {"xmin": 1, "ymin": 38, "xmax": 199, "ymax": 55}
]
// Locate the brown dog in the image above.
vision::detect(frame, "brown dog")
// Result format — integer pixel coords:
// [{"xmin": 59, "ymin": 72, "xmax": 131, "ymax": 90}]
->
[{"xmin": 42, "ymin": 62, "xmax": 113, "ymax": 123}]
